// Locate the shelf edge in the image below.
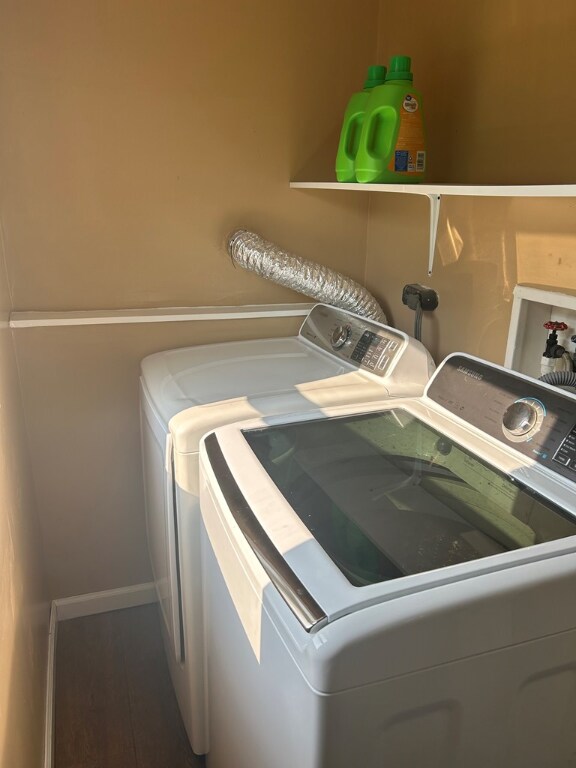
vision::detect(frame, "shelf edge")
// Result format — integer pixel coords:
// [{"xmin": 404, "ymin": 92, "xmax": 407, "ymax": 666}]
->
[{"xmin": 290, "ymin": 181, "xmax": 576, "ymax": 197}]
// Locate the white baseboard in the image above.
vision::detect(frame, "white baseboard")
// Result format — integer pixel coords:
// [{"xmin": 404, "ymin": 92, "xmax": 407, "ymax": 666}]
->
[
  {"xmin": 43, "ymin": 582, "xmax": 157, "ymax": 768},
  {"xmin": 54, "ymin": 582, "xmax": 157, "ymax": 622},
  {"xmin": 43, "ymin": 602, "xmax": 57, "ymax": 768}
]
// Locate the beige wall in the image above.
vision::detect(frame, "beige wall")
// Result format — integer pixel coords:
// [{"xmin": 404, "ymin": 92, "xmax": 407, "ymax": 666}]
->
[
  {"xmin": 1, "ymin": 0, "xmax": 376, "ymax": 312},
  {"xmin": 15, "ymin": 316, "xmax": 306, "ymax": 598},
  {"xmin": 3, "ymin": 0, "xmax": 576, "ymax": 611},
  {"xmin": 366, "ymin": 0, "xmax": 576, "ymax": 360},
  {"xmin": 0, "ymin": 239, "xmax": 49, "ymax": 760},
  {"xmin": 375, "ymin": 0, "xmax": 576, "ymax": 186},
  {"xmin": 1, "ymin": 0, "xmax": 379, "ymax": 598}
]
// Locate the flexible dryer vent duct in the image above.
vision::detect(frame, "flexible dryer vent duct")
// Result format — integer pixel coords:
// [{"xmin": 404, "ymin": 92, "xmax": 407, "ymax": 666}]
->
[{"xmin": 228, "ymin": 229, "xmax": 387, "ymax": 324}]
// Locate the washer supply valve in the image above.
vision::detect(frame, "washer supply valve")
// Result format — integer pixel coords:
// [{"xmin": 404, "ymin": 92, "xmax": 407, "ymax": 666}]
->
[{"xmin": 541, "ymin": 321, "xmax": 572, "ymax": 376}]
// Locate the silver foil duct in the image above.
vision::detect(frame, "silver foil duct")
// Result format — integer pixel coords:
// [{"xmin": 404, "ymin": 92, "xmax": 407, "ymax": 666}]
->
[{"xmin": 227, "ymin": 230, "xmax": 387, "ymax": 324}]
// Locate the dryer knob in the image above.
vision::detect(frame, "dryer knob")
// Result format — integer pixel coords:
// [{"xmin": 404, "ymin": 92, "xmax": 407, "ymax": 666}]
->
[
  {"xmin": 331, "ymin": 324, "xmax": 351, "ymax": 349},
  {"xmin": 502, "ymin": 401, "xmax": 538, "ymax": 436}
]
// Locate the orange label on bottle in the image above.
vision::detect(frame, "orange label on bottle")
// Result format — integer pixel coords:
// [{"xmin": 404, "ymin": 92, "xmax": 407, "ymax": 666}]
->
[{"xmin": 388, "ymin": 94, "xmax": 426, "ymax": 174}]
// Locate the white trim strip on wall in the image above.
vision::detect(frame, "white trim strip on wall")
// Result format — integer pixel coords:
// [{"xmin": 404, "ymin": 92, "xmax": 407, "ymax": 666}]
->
[{"xmin": 10, "ymin": 302, "xmax": 315, "ymax": 329}]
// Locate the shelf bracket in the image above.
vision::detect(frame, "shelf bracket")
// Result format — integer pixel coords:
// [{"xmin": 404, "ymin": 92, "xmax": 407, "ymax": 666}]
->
[{"xmin": 427, "ymin": 194, "xmax": 442, "ymax": 276}]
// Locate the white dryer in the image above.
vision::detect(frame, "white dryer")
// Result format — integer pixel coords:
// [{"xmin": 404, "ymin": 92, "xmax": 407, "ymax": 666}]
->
[
  {"xmin": 139, "ymin": 303, "xmax": 434, "ymax": 755},
  {"xmin": 200, "ymin": 354, "xmax": 576, "ymax": 768}
]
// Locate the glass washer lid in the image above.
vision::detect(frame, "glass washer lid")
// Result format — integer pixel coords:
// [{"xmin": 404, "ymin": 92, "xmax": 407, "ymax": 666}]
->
[{"xmin": 242, "ymin": 409, "xmax": 576, "ymax": 587}]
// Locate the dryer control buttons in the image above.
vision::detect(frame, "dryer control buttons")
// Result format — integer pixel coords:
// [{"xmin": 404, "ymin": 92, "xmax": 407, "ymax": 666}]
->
[
  {"xmin": 330, "ymin": 324, "xmax": 351, "ymax": 349},
  {"xmin": 502, "ymin": 398, "xmax": 546, "ymax": 442},
  {"xmin": 351, "ymin": 331, "xmax": 396, "ymax": 373}
]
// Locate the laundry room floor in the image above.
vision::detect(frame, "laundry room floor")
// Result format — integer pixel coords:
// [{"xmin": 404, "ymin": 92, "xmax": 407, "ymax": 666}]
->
[{"xmin": 54, "ymin": 603, "xmax": 202, "ymax": 768}]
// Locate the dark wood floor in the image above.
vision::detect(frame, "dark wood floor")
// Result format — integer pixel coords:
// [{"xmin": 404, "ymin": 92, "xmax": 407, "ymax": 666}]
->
[{"xmin": 54, "ymin": 603, "xmax": 204, "ymax": 768}]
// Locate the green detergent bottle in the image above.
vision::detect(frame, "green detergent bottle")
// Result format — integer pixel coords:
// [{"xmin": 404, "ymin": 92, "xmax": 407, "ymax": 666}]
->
[
  {"xmin": 335, "ymin": 65, "xmax": 387, "ymax": 183},
  {"xmin": 355, "ymin": 55, "xmax": 426, "ymax": 184}
]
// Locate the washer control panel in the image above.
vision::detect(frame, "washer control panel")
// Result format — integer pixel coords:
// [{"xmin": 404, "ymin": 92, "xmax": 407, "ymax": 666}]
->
[
  {"xmin": 299, "ymin": 304, "xmax": 405, "ymax": 378},
  {"xmin": 428, "ymin": 354, "xmax": 576, "ymax": 482}
]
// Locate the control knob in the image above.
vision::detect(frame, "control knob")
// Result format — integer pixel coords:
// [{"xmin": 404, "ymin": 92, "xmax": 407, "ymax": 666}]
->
[
  {"xmin": 331, "ymin": 324, "xmax": 351, "ymax": 349},
  {"xmin": 502, "ymin": 398, "xmax": 546, "ymax": 442}
]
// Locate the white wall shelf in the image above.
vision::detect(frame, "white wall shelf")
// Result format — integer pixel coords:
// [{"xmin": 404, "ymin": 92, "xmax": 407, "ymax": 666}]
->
[{"xmin": 290, "ymin": 181, "xmax": 576, "ymax": 275}]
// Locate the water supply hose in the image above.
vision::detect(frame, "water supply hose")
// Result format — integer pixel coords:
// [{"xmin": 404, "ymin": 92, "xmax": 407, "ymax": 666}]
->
[{"xmin": 227, "ymin": 229, "xmax": 387, "ymax": 324}]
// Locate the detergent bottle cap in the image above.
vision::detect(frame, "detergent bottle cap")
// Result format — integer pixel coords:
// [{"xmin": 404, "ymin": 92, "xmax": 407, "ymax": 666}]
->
[
  {"xmin": 386, "ymin": 55, "xmax": 413, "ymax": 82},
  {"xmin": 364, "ymin": 65, "xmax": 387, "ymax": 89}
]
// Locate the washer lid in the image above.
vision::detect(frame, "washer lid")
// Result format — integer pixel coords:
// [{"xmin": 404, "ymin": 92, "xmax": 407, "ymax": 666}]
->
[
  {"xmin": 201, "ymin": 400, "xmax": 576, "ymax": 632},
  {"xmin": 141, "ymin": 337, "xmax": 348, "ymax": 425}
]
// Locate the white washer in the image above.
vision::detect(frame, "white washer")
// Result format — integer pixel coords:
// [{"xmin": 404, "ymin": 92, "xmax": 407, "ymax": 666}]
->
[
  {"xmin": 199, "ymin": 353, "xmax": 576, "ymax": 768},
  {"xmin": 139, "ymin": 303, "xmax": 434, "ymax": 755}
]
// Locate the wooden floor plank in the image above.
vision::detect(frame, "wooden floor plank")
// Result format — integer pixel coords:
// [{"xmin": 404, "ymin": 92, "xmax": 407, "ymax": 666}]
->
[
  {"xmin": 120, "ymin": 605, "xmax": 200, "ymax": 768},
  {"xmin": 55, "ymin": 611, "xmax": 137, "ymax": 768},
  {"xmin": 54, "ymin": 604, "xmax": 202, "ymax": 768}
]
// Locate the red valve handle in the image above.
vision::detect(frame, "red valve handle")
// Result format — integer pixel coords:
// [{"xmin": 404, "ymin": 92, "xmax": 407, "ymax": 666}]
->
[{"xmin": 544, "ymin": 321, "xmax": 568, "ymax": 331}]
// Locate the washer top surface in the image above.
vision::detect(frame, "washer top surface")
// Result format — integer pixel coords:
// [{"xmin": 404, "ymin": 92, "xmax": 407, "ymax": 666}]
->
[{"xmin": 200, "ymin": 354, "xmax": 576, "ymax": 631}]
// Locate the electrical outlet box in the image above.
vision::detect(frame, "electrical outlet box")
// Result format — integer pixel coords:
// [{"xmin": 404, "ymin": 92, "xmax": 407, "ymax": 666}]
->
[{"xmin": 505, "ymin": 285, "xmax": 576, "ymax": 379}]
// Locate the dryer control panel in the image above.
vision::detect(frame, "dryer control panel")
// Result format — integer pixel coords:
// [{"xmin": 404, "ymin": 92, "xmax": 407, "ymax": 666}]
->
[
  {"xmin": 428, "ymin": 354, "xmax": 576, "ymax": 483},
  {"xmin": 299, "ymin": 304, "xmax": 406, "ymax": 378}
]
